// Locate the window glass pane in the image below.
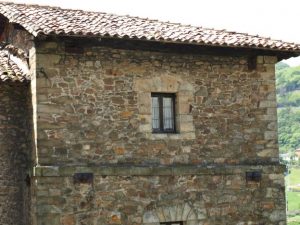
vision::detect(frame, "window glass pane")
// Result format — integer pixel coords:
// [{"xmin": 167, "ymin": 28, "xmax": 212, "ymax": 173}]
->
[
  {"xmin": 152, "ymin": 97, "xmax": 160, "ymax": 129},
  {"xmin": 163, "ymin": 97, "xmax": 174, "ymax": 130}
]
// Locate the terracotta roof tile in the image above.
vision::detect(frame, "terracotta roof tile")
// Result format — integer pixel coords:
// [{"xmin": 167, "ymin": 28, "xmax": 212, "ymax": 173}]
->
[
  {"xmin": 0, "ymin": 45, "xmax": 30, "ymax": 82},
  {"xmin": 0, "ymin": 2, "xmax": 300, "ymax": 53}
]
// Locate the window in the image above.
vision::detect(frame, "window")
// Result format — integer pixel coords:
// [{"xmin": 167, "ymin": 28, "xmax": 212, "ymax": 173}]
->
[
  {"xmin": 160, "ymin": 222, "xmax": 183, "ymax": 225},
  {"xmin": 151, "ymin": 93, "xmax": 176, "ymax": 133}
]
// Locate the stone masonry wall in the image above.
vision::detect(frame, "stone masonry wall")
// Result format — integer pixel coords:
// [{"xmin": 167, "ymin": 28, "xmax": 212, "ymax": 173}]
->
[
  {"xmin": 30, "ymin": 39, "xmax": 286, "ymax": 225},
  {"xmin": 0, "ymin": 83, "xmax": 32, "ymax": 225},
  {"xmin": 33, "ymin": 165, "xmax": 286, "ymax": 225},
  {"xmin": 34, "ymin": 40, "xmax": 279, "ymax": 166}
]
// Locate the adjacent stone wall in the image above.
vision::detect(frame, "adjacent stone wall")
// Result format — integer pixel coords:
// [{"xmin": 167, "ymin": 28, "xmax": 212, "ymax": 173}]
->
[
  {"xmin": 35, "ymin": 40, "xmax": 279, "ymax": 165},
  {"xmin": 0, "ymin": 82, "xmax": 32, "ymax": 225}
]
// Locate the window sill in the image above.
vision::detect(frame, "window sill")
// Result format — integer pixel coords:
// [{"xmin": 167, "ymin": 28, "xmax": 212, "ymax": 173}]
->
[
  {"xmin": 148, "ymin": 132, "xmax": 195, "ymax": 140},
  {"xmin": 152, "ymin": 131, "xmax": 178, "ymax": 134},
  {"xmin": 152, "ymin": 133, "xmax": 180, "ymax": 139}
]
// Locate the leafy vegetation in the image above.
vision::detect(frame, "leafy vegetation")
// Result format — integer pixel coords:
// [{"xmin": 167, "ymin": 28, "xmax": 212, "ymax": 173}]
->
[
  {"xmin": 276, "ymin": 63, "xmax": 300, "ymax": 225},
  {"xmin": 276, "ymin": 62, "xmax": 300, "ymax": 106},
  {"xmin": 276, "ymin": 62, "xmax": 300, "ymax": 153},
  {"xmin": 278, "ymin": 91, "xmax": 300, "ymax": 107},
  {"xmin": 278, "ymin": 108, "xmax": 300, "ymax": 153}
]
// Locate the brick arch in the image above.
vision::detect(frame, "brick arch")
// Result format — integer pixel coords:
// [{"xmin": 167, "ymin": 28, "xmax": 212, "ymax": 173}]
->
[{"xmin": 143, "ymin": 203, "xmax": 199, "ymax": 225}]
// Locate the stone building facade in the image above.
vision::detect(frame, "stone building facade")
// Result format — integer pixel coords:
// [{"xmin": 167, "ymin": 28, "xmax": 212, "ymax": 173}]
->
[{"xmin": 0, "ymin": 2, "xmax": 300, "ymax": 225}]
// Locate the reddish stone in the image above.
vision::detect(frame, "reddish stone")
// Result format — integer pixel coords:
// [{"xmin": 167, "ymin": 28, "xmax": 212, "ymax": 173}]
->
[{"xmin": 61, "ymin": 215, "xmax": 75, "ymax": 225}]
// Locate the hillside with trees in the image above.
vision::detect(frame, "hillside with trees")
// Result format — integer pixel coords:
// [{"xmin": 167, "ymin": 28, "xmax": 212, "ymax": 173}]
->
[{"xmin": 276, "ymin": 62, "xmax": 300, "ymax": 153}]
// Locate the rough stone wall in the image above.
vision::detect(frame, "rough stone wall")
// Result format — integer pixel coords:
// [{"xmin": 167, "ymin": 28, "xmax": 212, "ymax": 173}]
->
[
  {"xmin": 30, "ymin": 39, "xmax": 285, "ymax": 225},
  {"xmin": 0, "ymin": 83, "xmax": 32, "ymax": 225},
  {"xmin": 33, "ymin": 165, "xmax": 286, "ymax": 225},
  {"xmin": 35, "ymin": 40, "xmax": 279, "ymax": 165}
]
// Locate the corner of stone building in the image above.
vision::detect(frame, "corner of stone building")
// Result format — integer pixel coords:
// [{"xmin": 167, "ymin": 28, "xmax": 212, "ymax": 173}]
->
[{"xmin": 256, "ymin": 55, "xmax": 280, "ymax": 164}]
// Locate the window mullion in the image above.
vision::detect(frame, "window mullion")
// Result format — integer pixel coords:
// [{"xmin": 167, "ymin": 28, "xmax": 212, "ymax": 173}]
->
[
  {"xmin": 172, "ymin": 95, "xmax": 176, "ymax": 132},
  {"xmin": 159, "ymin": 96, "xmax": 164, "ymax": 131}
]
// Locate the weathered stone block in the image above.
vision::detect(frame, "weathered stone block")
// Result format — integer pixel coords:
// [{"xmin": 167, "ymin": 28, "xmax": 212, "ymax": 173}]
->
[
  {"xmin": 61, "ymin": 215, "xmax": 75, "ymax": 225},
  {"xmin": 264, "ymin": 56, "xmax": 278, "ymax": 64},
  {"xmin": 259, "ymin": 100, "xmax": 277, "ymax": 108},
  {"xmin": 264, "ymin": 131, "xmax": 277, "ymax": 140},
  {"xmin": 258, "ymin": 149, "xmax": 277, "ymax": 158},
  {"xmin": 37, "ymin": 54, "xmax": 61, "ymax": 67}
]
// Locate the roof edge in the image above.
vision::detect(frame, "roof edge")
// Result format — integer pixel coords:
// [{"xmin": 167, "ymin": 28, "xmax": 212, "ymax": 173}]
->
[
  {"xmin": 1, "ymin": 1, "xmax": 299, "ymax": 55},
  {"xmin": 37, "ymin": 34, "xmax": 300, "ymax": 60}
]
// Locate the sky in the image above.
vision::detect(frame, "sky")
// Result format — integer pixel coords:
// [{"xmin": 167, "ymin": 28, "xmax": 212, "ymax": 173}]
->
[{"xmin": 4, "ymin": 0, "xmax": 300, "ymax": 66}]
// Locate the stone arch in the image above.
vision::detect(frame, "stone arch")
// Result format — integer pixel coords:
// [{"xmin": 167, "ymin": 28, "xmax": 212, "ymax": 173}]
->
[{"xmin": 143, "ymin": 203, "xmax": 199, "ymax": 225}]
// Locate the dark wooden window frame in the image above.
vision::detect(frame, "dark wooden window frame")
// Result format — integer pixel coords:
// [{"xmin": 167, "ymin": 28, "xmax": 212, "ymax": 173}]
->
[
  {"xmin": 160, "ymin": 222, "xmax": 183, "ymax": 225},
  {"xmin": 151, "ymin": 93, "xmax": 176, "ymax": 133}
]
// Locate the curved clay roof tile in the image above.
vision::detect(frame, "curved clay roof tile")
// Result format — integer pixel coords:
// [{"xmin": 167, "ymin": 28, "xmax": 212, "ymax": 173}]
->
[{"xmin": 0, "ymin": 2, "xmax": 299, "ymax": 53}]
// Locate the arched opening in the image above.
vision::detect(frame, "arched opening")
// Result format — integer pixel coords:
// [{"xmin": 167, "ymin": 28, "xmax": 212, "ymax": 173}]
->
[{"xmin": 143, "ymin": 203, "xmax": 200, "ymax": 225}]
